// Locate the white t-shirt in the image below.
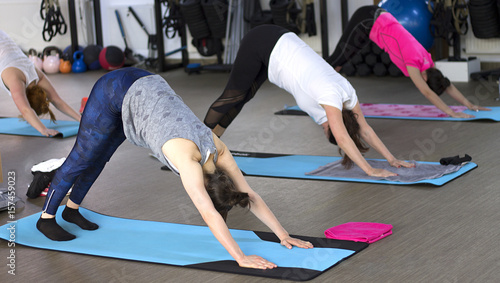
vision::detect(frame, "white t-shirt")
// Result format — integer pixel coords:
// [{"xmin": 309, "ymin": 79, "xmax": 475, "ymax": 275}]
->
[
  {"xmin": 268, "ymin": 32, "xmax": 358, "ymax": 125},
  {"xmin": 0, "ymin": 30, "xmax": 39, "ymax": 96}
]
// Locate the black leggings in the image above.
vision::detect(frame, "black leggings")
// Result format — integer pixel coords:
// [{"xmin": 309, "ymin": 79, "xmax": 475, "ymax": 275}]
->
[
  {"xmin": 326, "ymin": 5, "xmax": 381, "ymax": 68},
  {"xmin": 203, "ymin": 24, "xmax": 288, "ymax": 130}
]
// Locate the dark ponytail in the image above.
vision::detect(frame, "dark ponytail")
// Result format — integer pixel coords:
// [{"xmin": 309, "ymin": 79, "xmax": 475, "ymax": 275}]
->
[
  {"xmin": 26, "ymin": 85, "xmax": 56, "ymax": 122},
  {"xmin": 335, "ymin": 109, "xmax": 369, "ymax": 169},
  {"xmin": 205, "ymin": 169, "xmax": 250, "ymax": 221},
  {"xmin": 426, "ymin": 67, "xmax": 450, "ymax": 96}
]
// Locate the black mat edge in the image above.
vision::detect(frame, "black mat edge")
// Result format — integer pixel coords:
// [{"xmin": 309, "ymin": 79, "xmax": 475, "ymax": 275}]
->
[
  {"xmin": 231, "ymin": 150, "xmax": 293, "ymax": 158},
  {"xmin": 186, "ymin": 231, "xmax": 368, "ymax": 281},
  {"xmin": 186, "ymin": 260, "xmax": 322, "ymax": 281},
  {"xmin": 274, "ymin": 109, "xmax": 308, "ymax": 116}
]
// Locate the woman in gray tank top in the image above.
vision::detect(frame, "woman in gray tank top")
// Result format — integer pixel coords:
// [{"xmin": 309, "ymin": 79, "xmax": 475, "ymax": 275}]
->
[{"xmin": 37, "ymin": 68, "xmax": 312, "ymax": 270}]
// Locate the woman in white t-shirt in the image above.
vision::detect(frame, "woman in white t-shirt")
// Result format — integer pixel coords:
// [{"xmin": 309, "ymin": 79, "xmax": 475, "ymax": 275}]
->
[
  {"xmin": 0, "ymin": 30, "xmax": 80, "ymax": 136},
  {"xmin": 204, "ymin": 25, "xmax": 413, "ymax": 177}
]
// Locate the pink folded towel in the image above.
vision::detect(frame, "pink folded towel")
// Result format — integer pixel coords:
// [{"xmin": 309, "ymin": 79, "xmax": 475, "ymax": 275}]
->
[{"xmin": 324, "ymin": 222, "xmax": 393, "ymax": 243}]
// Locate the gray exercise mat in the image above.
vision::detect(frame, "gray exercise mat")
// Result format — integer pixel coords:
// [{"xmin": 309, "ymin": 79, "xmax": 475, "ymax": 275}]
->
[{"xmin": 306, "ymin": 160, "xmax": 462, "ymax": 183}]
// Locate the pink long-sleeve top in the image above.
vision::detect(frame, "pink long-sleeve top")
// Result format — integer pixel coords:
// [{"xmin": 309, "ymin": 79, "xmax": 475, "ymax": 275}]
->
[{"xmin": 369, "ymin": 13, "xmax": 434, "ymax": 77}]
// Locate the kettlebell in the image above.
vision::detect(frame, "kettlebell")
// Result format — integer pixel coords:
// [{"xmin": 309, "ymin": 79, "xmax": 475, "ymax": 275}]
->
[
  {"xmin": 72, "ymin": 51, "xmax": 87, "ymax": 73},
  {"xmin": 28, "ymin": 49, "xmax": 43, "ymax": 70},
  {"xmin": 59, "ymin": 52, "xmax": 72, "ymax": 73},
  {"xmin": 42, "ymin": 46, "xmax": 62, "ymax": 74}
]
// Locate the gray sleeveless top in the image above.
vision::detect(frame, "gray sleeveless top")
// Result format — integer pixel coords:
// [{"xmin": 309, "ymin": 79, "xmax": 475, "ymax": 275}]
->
[{"xmin": 122, "ymin": 75, "xmax": 217, "ymax": 175}]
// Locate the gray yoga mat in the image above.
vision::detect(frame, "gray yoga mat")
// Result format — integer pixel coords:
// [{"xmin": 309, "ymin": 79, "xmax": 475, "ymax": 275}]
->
[{"xmin": 306, "ymin": 160, "xmax": 462, "ymax": 183}]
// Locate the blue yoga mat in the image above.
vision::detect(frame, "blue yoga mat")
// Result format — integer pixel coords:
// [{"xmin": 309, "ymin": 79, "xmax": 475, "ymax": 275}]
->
[
  {"xmin": 232, "ymin": 151, "xmax": 477, "ymax": 186},
  {"xmin": 0, "ymin": 207, "xmax": 367, "ymax": 281},
  {"xmin": 0, "ymin": 118, "xmax": 79, "ymax": 138},
  {"xmin": 275, "ymin": 105, "xmax": 500, "ymax": 121}
]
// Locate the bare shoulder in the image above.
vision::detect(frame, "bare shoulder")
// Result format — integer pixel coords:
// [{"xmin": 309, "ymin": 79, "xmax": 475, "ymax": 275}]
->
[
  {"xmin": 162, "ymin": 138, "xmax": 202, "ymax": 164},
  {"xmin": 212, "ymin": 133, "xmax": 228, "ymax": 154},
  {"xmin": 1, "ymin": 67, "xmax": 24, "ymax": 87}
]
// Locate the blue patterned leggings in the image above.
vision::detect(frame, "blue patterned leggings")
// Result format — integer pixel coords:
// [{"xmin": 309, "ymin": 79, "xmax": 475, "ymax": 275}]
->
[{"xmin": 42, "ymin": 67, "xmax": 151, "ymax": 215}]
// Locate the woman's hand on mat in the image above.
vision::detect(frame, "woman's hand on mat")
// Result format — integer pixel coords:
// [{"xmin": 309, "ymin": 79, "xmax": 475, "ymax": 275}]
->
[
  {"xmin": 389, "ymin": 159, "xmax": 415, "ymax": 169},
  {"xmin": 368, "ymin": 168, "xmax": 397, "ymax": 177},
  {"xmin": 281, "ymin": 237, "xmax": 314, "ymax": 249},
  {"xmin": 237, "ymin": 255, "xmax": 277, "ymax": 269},
  {"xmin": 43, "ymin": 128, "xmax": 60, "ymax": 137},
  {"xmin": 468, "ymin": 105, "xmax": 490, "ymax": 112},
  {"xmin": 450, "ymin": 112, "xmax": 474, "ymax": 119}
]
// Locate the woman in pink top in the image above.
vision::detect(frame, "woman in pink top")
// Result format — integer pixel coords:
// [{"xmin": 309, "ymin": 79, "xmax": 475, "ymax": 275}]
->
[{"xmin": 327, "ymin": 6, "xmax": 489, "ymax": 118}]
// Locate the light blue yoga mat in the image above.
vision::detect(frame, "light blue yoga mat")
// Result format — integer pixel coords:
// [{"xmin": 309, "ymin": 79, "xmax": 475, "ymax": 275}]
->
[
  {"xmin": 0, "ymin": 118, "xmax": 79, "ymax": 138},
  {"xmin": 0, "ymin": 207, "xmax": 368, "ymax": 281},
  {"xmin": 232, "ymin": 151, "xmax": 477, "ymax": 186},
  {"xmin": 275, "ymin": 105, "xmax": 500, "ymax": 121}
]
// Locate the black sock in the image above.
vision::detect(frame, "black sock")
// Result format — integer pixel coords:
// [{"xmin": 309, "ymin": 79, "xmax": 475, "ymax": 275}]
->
[
  {"xmin": 37, "ymin": 218, "xmax": 76, "ymax": 241},
  {"xmin": 62, "ymin": 206, "xmax": 99, "ymax": 230},
  {"xmin": 440, "ymin": 154, "xmax": 472, "ymax": 165}
]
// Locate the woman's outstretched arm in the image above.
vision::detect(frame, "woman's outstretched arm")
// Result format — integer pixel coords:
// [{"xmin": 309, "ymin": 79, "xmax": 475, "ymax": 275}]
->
[
  {"xmin": 213, "ymin": 135, "xmax": 314, "ymax": 250},
  {"xmin": 36, "ymin": 68, "xmax": 81, "ymax": 122},
  {"xmin": 4, "ymin": 70, "xmax": 58, "ymax": 136},
  {"xmin": 163, "ymin": 139, "xmax": 310, "ymax": 269},
  {"xmin": 350, "ymin": 103, "xmax": 414, "ymax": 169},
  {"xmin": 407, "ymin": 66, "xmax": 486, "ymax": 118},
  {"xmin": 323, "ymin": 104, "xmax": 411, "ymax": 177},
  {"xmin": 445, "ymin": 83, "xmax": 490, "ymax": 112}
]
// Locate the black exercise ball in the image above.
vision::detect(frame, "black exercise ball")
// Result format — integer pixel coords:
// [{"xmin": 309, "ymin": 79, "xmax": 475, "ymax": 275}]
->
[
  {"xmin": 356, "ymin": 63, "xmax": 372, "ymax": 76},
  {"xmin": 341, "ymin": 61, "xmax": 356, "ymax": 76},
  {"xmin": 373, "ymin": 62, "xmax": 388, "ymax": 77},
  {"xmin": 83, "ymin": 45, "xmax": 103, "ymax": 70}
]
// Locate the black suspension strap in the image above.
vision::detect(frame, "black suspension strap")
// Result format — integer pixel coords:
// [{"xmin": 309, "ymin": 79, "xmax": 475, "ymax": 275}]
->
[
  {"xmin": 162, "ymin": 0, "xmax": 184, "ymax": 39},
  {"xmin": 40, "ymin": 0, "xmax": 67, "ymax": 42},
  {"xmin": 428, "ymin": 0, "xmax": 468, "ymax": 45}
]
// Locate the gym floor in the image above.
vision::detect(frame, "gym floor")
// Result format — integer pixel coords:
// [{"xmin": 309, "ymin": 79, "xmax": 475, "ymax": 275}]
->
[{"xmin": 1, "ymin": 68, "xmax": 500, "ymax": 282}]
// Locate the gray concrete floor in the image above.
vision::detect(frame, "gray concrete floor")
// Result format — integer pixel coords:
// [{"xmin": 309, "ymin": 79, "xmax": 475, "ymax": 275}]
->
[{"xmin": 1, "ymin": 68, "xmax": 500, "ymax": 283}]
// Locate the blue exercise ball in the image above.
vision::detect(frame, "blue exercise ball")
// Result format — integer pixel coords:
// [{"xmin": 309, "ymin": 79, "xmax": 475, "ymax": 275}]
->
[{"xmin": 379, "ymin": 0, "xmax": 434, "ymax": 50}]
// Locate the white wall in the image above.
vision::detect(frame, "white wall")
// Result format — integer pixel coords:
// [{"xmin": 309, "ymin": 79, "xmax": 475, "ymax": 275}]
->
[
  {"xmin": 0, "ymin": 0, "xmax": 74, "ymax": 52},
  {"xmin": 0, "ymin": 0, "xmax": 182, "ymax": 59},
  {"xmin": 0, "ymin": 0, "xmax": 369, "ymax": 60},
  {"xmin": 1, "ymin": 0, "xmax": 498, "ymax": 63}
]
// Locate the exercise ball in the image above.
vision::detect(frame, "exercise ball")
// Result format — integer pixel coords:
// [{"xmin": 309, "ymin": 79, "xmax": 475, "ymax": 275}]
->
[
  {"xmin": 373, "ymin": 62, "xmax": 388, "ymax": 77},
  {"xmin": 83, "ymin": 45, "xmax": 102, "ymax": 70},
  {"xmin": 341, "ymin": 62, "xmax": 356, "ymax": 77},
  {"xmin": 379, "ymin": 0, "xmax": 434, "ymax": 50},
  {"xmin": 99, "ymin": 46, "xmax": 124, "ymax": 71}
]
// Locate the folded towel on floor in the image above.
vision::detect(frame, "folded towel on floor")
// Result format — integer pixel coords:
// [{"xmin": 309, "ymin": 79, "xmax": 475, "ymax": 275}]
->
[
  {"xmin": 325, "ymin": 222, "xmax": 393, "ymax": 243},
  {"xmin": 306, "ymin": 160, "xmax": 462, "ymax": 183}
]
